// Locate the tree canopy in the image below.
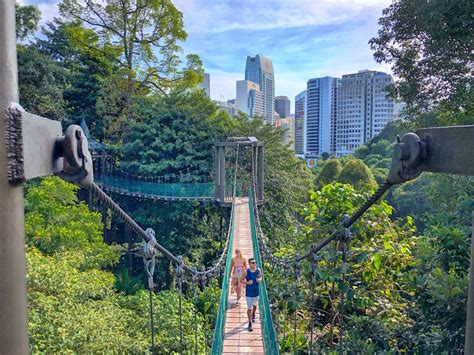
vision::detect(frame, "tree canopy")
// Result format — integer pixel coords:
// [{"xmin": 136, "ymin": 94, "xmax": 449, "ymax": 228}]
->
[
  {"xmin": 59, "ymin": 0, "xmax": 203, "ymax": 94},
  {"xmin": 370, "ymin": 0, "xmax": 474, "ymax": 112}
]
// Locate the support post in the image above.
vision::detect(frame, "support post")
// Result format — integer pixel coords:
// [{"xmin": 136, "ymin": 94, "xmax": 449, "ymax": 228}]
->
[
  {"xmin": 0, "ymin": 1, "xmax": 29, "ymax": 353},
  {"xmin": 252, "ymin": 145, "xmax": 257, "ymax": 184},
  {"xmin": 219, "ymin": 146, "xmax": 226, "ymax": 201},
  {"xmin": 465, "ymin": 212, "xmax": 474, "ymax": 354},
  {"xmin": 257, "ymin": 145, "xmax": 264, "ymax": 203},
  {"xmin": 214, "ymin": 146, "xmax": 220, "ymax": 200},
  {"xmin": 214, "ymin": 145, "xmax": 226, "ymax": 203}
]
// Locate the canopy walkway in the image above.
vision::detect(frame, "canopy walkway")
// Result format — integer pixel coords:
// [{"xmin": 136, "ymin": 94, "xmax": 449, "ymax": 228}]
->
[
  {"xmin": 95, "ymin": 175, "xmax": 216, "ymax": 202},
  {"xmin": 222, "ymin": 198, "xmax": 264, "ymax": 354},
  {"xmin": 214, "ymin": 197, "xmax": 272, "ymax": 354}
]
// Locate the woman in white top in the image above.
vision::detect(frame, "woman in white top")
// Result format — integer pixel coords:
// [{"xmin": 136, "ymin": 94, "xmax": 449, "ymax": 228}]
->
[{"xmin": 230, "ymin": 249, "xmax": 247, "ymax": 304}]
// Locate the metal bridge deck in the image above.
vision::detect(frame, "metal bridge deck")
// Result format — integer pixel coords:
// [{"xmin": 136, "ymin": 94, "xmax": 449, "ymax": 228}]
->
[{"xmin": 223, "ymin": 197, "xmax": 264, "ymax": 354}]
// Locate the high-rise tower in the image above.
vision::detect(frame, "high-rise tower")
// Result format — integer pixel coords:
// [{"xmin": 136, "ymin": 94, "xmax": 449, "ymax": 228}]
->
[
  {"xmin": 245, "ymin": 54, "xmax": 275, "ymax": 124},
  {"xmin": 306, "ymin": 77, "xmax": 341, "ymax": 157},
  {"xmin": 294, "ymin": 90, "xmax": 307, "ymax": 157},
  {"xmin": 335, "ymin": 70, "xmax": 397, "ymax": 156}
]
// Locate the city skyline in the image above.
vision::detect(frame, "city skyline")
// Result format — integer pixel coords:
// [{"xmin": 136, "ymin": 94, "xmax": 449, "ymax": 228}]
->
[{"xmin": 174, "ymin": 0, "xmax": 393, "ymax": 111}]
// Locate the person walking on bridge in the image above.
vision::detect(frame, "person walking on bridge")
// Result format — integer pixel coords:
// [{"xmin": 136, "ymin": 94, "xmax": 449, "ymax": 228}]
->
[
  {"xmin": 230, "ymin": 249, "xmax": 247, "ymax": 305},
  {"xmin": 241, "ymin": 257, "xmax": 262, "ymax": 332}
]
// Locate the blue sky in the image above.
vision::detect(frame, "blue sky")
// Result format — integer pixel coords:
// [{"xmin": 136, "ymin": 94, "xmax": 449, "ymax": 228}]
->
[{"xmin": 21, "ymin": 0, "xmax": 393, "ymax": 113}]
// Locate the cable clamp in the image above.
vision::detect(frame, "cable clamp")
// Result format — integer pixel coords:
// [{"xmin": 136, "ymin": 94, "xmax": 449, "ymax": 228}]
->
[
  {"xmin": 142, "ymin": 228, "xmax": 157, "ymax": 290},
  {"xmin": 143, "ymin": 228, "xmax": 157, "ymax": 259},
  {"xmin": 342, "ymin": 214, "xmax": 351, "ymax": 243},
  {"xmin": 176, "ymin": 255, "xmax": 184, "ymax": 276}
]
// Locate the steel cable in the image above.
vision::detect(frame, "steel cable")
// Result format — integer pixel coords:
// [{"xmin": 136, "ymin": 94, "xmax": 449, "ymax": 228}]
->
[
  {"xmin": 87, "ymin": 144, "xmax": 242, "ymax": 280},
  {"xmin": 176, "ymin": 257, "xmax": 184, "ymax": 354}
]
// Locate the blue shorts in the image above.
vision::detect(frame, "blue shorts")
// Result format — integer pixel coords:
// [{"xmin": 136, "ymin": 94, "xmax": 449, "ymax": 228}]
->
[{"xmin": 246, "ymin": 296, "xmax": 259, "ymax": 309}]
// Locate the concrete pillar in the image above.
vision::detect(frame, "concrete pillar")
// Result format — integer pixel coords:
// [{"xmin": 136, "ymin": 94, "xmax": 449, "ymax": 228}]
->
[{"xmin": 0, "ymin": 1, "xmax": 29, "ymax": 353}]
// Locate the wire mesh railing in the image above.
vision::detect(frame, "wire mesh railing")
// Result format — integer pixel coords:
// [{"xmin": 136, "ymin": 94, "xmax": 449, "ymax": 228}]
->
[{"xmin": 249, "ymin": 188, "xmax": 280, "ymax": 355}]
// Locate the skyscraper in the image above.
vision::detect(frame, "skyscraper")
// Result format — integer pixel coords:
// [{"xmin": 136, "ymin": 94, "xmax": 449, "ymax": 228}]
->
[
  {"xmin": 335, "ymin": 70, "xmax": 397, "ymax": 156},
  {"xmin": 198, "ymin": 73, "xmax": 210, "ymax": 97},
  {"xmin": 294, "ymin": 90, "xmax": 307, "ymax": 157},
  {"xmin": 275, "ymin": 96, "xmax": 290, "ymax": 118},
  {"xmin": 306, "ymin": 77, "xmax": 341, "ymax": 157},
  {"xmin": 245, "ymin": 54, "xmax": 275, "ymax": 124},
  {"xmin": 236, "ymin": 80, "xmax": 264, "ymax": 118}
]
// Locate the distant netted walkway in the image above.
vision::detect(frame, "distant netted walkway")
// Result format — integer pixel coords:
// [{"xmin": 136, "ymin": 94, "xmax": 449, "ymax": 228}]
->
[{"xmin": 95, "ymin": 175, "xmax": 215, "ymax": 201}]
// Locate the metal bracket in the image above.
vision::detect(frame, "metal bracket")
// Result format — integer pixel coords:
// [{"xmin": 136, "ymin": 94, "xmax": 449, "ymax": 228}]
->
[
  {"xmin": 5, "ymin": 104, "xmax": 94, "ymax": 187},
  {"xmin": 387, "ymin": 125, "xmax": 474, "ymax": 184},
  {"xmin": 5, "ymin": 104, "xmax": 63, "ymax": 185}
]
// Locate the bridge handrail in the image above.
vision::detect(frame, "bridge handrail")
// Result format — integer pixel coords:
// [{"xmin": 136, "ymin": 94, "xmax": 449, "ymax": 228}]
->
[
  {"xmin": 249, "ymin": 188, "xmax": 280, "ymax": 355},
  {"xmin": 210, "ymin": 144, "xmax": 240, "ymax": 354}
]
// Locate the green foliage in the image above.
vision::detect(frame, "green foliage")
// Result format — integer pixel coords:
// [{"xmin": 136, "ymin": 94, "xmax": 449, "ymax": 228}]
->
[
  {"xmin": 25, "ymin": 177, "xmax": 210, "ymax": 353},
  {"xmin": 37, "ymin": 19, "xmax": 119, "ymax": 137},
  {"xmin": 338, "ymin": 159, "xmax": 377, "ymax": 190},
  {"xmin": 25, "ymin": 177, "xmax": 118, "ymax": 268},
  {"xmin": 316, "ymin": 159, "xmax": 342, "ymax": 188},
  {"xmin": 17, "ymin": 45, "xmax": 69, "ymax": 122},
  {"xmin": 295, "ymin": 183, "xmax": 416, "ymax": 351},
  {"xmin": 15, "ymin": 2, "xmax": 40, "ymax": 40},
  {"xmin": 370, "ymin": 0, "xmax": 474, "ymax": 112},
  {"xmin": 120, "ymin": 92, "xmax": 234, "ymax": 176},
  {"xmin": 58, "ymin": 0, "xmax": 203, "ymax": 94},
  {"xmin": 232, "ymin": 115, "xmax": 314, "ymax": 253},
  {"xmin": 27, "ymin": 246, "xmax": 149, "ymax": 353}
]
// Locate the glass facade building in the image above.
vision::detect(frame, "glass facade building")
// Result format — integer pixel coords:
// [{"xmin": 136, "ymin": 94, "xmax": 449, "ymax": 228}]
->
[
  {"xmin": 245, "ymin": 54, "xmax": 275, "ymax": 124},
  {"xmin": 306, "ymin": 77, "xmax": 341, "ymax": 157}
]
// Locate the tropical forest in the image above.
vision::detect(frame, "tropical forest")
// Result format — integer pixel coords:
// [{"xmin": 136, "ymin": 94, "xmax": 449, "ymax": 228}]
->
[{"xmin": 1, "ymin": 0, "xmax": 473, "ymax": 353}]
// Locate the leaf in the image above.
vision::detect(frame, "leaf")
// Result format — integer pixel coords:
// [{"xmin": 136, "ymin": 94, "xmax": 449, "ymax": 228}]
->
[{"xmin": 373, "ymin": 253, "xmax": 382, "ymax": 271}]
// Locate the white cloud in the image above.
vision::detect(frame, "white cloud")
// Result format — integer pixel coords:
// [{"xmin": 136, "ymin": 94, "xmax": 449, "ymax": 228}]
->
[
  {"xmin": 174, "ymin": 0, "xmax": 389, "ymax": 33},
  {"xmin": 36, "ymin": 2, "xmax": 59, "ymax": 24}
]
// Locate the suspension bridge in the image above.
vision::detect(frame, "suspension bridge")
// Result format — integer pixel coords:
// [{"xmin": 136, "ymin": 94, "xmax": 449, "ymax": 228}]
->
[{"xmin": 1, "ymin": 2, "xmax": 474, "ymax": 351}]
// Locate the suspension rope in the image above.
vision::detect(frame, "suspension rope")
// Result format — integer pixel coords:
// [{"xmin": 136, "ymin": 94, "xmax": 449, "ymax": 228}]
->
[
  {"xmin": 143, "ymin": 234, "xmax": 156, "ymax": 354},
  {"xmin": 310, "ymin": 252, "xmax": 318, "ymax": 354},
  {"xmin": 103, "ymin": 157, "xmax": 209, "ymax": 183},
  {"xmin": 191, "ymin": 268, "xmax": 199, "ymax": 355},
  {"xmin": 293, "ymin": 260, "xmax": 300, "ymax": 354},
  {"xmin": 176, "ymin": 256, "xmax": 184, "ymax": 354},
  {"xmin": 339, "ymin": 214, "xmax": 351, "ymax": 354},
  {"xmin": 250, "ymin": 163, "xmax": 393, "ymax": 265},
  {"xmin": 87, "ymin": 149, "xmax": 241, "ymax": 279},
  {"xmin": 283, "ymin": 258, "xmax": 289, "ymax": 342}
]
